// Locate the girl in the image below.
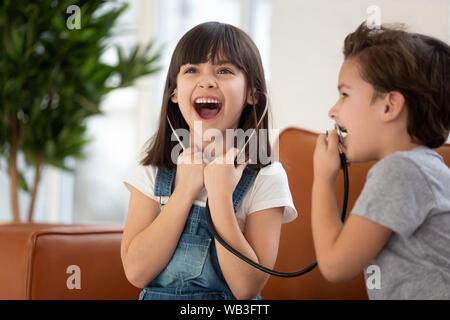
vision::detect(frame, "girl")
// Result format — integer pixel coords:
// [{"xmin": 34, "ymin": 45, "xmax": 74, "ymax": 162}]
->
[
  {"xmin": 122, "ymin": 21, "xmax": 297, "ymax": 300},
  {"xmin": 312, "ymin": 23, "xmax": 450, "ymax": 299}
]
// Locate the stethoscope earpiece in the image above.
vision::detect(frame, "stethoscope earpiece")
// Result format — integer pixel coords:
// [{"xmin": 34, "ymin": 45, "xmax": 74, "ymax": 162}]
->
[{"xmin": 334, "ymin": 123, "xmax": 345, "ymax": 154}]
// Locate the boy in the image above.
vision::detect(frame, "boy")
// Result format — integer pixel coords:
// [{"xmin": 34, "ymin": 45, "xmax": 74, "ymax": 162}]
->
[{"xmin": 312, "ymin": 22, "xmax": 450, "ymax": 299}]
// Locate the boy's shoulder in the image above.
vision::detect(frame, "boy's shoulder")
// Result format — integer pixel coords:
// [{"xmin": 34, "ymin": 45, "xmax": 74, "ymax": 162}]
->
[
  {"xmin": 352, "ymin": 145, "xmax": 449, "ymax": 237},
  {"xmin": 369, "ymin": 145, "xmax": 447, "ymax": 180}
]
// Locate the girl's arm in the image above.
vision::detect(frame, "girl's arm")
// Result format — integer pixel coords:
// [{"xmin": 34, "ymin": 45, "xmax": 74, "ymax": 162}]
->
[
  {"xmin": 208, "ymin": 195, "xmax": 283, "ymax": 300},
  {"xmin": 204, "ymin": 148, "xmax": 283, "ymax": 299},
  {"xmin": 311, "ymin": 131, "xmax": 392, "ymax": 282},
  {"xmin": 121, "ymin": 148, "xmax": 205, "ymax": 288},
  {"xmin": 121, "ymin": 185, "xmax": 195, "ymax": 288}
]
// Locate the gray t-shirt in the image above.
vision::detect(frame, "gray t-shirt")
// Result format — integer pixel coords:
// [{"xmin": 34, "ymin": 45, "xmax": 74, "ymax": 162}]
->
[{"xmin": 351, "ymin": 146, "xmax": 450, "ymax": 299}]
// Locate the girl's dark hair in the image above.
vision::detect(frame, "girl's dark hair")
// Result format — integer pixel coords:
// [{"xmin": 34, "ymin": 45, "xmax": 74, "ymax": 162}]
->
[
  {"xmin": 343, "ymin": 22, "xmax": 450, "ymax": 148},
  {"xmin": 141, "ymin": 21, "xmax": 270, "ymax": 169}
]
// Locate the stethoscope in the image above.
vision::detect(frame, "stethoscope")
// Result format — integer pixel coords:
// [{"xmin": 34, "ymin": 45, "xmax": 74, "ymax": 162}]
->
[{"xmin": 168, "ymin": 89, "xmax": 349, "ymax": 277}]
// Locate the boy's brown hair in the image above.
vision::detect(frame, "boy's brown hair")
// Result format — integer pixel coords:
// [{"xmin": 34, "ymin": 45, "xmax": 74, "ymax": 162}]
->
[{"xmin": 343, "ymin": 22, "xmax": 450, "ymax": 148}]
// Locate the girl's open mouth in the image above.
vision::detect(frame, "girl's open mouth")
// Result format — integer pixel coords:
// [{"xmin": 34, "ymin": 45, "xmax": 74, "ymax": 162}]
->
[{"xmin": 193, "ymin": 97, "xmax": 223, "ymax": 121}]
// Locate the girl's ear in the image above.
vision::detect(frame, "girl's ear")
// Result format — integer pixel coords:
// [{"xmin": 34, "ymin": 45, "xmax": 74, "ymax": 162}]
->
[
  {"xmin": 246, "ymin": 89, "xmax": 258, "ymax": 106},
  {"xmin": 171, "ymin": 88, "xmax": 178, "ymax": 103},
  {"xmin": 382, "ymin": 91, "xmax": 405, "ymax": 122}
]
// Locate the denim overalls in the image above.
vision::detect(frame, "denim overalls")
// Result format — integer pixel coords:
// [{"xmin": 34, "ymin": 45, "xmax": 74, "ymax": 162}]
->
[{"xmin": 139, "ymin": 166, "xmax": 261, "ymax": 300}]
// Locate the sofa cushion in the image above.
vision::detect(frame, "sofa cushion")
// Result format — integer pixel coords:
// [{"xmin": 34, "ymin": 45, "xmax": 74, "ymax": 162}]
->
[{"xmin": 0, "ymin": 223, "xmax": 140, "ymax": 300}]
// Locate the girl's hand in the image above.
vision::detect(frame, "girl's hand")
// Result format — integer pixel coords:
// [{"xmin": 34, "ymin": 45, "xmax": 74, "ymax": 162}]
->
[
  {"xmin": 313, "ymin": 130, "xmax": 345, "ymax": 184},
  {"xmin": 175, "ymin": 147, "xmax": 206, "ymax": 200},
  {"xmin": 204, "ymin": 148, "xmax": 250, "ymax": 199}
]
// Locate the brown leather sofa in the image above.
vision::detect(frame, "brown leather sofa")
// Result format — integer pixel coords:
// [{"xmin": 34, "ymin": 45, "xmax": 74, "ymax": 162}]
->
[
  {"xmin": 261, "ymin": 127, "xmax": 450, "ymax": 299},
  {"xmin": 0, "ymin": 223, "xmax": 140, "ymax": 299},
  {"xmin": 0, "ymin": 127, "xmax": 448, "ymax": 300}
]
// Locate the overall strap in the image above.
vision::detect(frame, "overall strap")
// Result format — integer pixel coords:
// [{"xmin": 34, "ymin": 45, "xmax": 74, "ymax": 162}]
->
[
  {"xmin": 154, "ymin": 166, "xmax": 259, "ymax": 211},
  {"xmin": 231, "ymin": 166, "xmax": 259, "ymax": 212},
  {"xmin": 154, "ymin": 167, "xmax": 176, "ymax": 197}
]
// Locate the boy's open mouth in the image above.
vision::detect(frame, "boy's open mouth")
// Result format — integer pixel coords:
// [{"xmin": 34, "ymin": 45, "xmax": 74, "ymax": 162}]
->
[
  {"xmin": 338, "ymin": 125, "xmax": 348, "ymax": 136},
  {"xmin": 335, "ymin": 124, "xmax": 348, "ymax": 146},
  {"xmin": 194, "ymin": 97, "xmax": 223, "ymax": 120}
]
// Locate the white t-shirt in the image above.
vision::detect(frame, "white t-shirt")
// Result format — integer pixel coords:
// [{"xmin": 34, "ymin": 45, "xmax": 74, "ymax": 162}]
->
[{"xmin": 124, "ymin": 160, "xmax": 298, "ymax": 232}]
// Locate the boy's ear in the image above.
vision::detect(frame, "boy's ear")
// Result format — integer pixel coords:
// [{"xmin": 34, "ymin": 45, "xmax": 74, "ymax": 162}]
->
[
  {"xmin": 246, "ymin": 89, "xmax": 258, "ymax": 106},
  {"xmin": 382, "ymin": 91, "xmax": 405, "ymax": 122}
]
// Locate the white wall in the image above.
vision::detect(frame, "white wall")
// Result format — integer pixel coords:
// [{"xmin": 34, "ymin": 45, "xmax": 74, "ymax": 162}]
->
[
  {"xmin": 1, "ymin": 0, "xmax": 448, "ymax": 223},
  {"xmin": 269, "ymin": 0, "xmax": 449, "ymax": 135}
]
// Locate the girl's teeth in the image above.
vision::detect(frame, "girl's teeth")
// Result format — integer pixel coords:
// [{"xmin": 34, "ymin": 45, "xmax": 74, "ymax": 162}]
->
[{"xmin": 195, "ymin": 98, "xmax": 220, "ymax": 104}]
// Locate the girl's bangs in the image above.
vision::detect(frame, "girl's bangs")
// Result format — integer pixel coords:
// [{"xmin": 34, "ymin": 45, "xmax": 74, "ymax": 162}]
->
[{"xmin": 177, "ymin": 26, "xmax": 246, "ymax": 71}]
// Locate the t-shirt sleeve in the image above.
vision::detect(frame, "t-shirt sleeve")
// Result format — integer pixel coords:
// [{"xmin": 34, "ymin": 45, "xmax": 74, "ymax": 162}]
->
[
  {"xmin": 351, "ymin": 154, "xmax": 434, "ymax": 237},
  {"xmin": 244, "ymin": 162, "xmax": 298, "ymax": 224},
  {"xmin": 123, "ymin": 160, "xmax": 159, "ymax": 203}
]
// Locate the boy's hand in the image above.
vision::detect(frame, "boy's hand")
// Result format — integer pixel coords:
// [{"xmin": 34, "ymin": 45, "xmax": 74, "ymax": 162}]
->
[{"xmin": 313, "ymin": 130, "xmax": 345, "ymax": 184}]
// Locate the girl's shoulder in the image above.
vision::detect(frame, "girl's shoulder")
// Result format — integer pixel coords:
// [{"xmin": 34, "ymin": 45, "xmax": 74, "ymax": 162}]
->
[
  {"xmin": 247, "ymin": 161, "xmax": 293, "ymax": 201},
  {"xmin": 258, "ymin": 160, "xmax": 285, "ymax": 172},
  {"xmin": 253, "ymin": 161, "xmax": 289, "ymax": 185},
  {"xmin": 123, "ymin": 147, "xmax": 160, "ymax": 201},
  {"xmin": 247, "ymin": 161, "xmax": 297, "ymax": 211},
  {"xmin": 133, "ymin": 137, "xmax": 160, "ymax": 178},
  {"xmin": 137, "ymin": 162, "xmax": 159, "ymax": 181},
  {"xmin": 242, "ymin": 161, "xmax": 297, "ymax": 223}
]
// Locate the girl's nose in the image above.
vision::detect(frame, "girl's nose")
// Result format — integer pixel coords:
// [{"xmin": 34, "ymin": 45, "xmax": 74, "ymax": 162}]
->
[{"xmin": 198, "ymin": 76, "xmax": 217, "ymax": 89}]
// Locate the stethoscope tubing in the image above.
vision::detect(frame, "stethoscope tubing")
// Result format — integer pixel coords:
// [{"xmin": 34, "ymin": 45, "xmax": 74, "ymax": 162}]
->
[
  {"xmin": 168, "ymin": 86, "xmax": 349, "ymax": 277},
  {"xmin": 205, "ymin": 151, "xmax": 348, "ymax": 277}
]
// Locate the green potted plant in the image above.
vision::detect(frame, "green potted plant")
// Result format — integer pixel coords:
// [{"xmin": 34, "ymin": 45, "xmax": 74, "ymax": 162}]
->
[{"xmin": 0, "ymin": 0, "xmax": 162, "ymax": 222}]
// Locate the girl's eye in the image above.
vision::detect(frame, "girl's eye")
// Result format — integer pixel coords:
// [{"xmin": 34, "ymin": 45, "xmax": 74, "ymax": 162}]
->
[
  {"xmin": 218, "ymin": 68, "xmax": 233, "ymax": 75},
  {"xmin": 184, "ymin": 67, "xmax": 197, "ymax": 74},
  {"xmin": 341, "ymin": 92, "xmax": 348, "ymax": 99}
]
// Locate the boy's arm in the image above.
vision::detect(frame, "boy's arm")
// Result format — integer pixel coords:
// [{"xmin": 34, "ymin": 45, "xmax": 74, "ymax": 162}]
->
[
  {"xmin": 311, "ymin": 131, "xmax": 392, "ymax": 282},
  {"xmin": 311, "ymin": 178, "xmax": 392, "ymax": 282}
]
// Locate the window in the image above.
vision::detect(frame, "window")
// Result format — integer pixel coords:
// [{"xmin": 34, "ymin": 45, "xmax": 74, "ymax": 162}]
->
[{"xmin": 0, "ymin": 0, "xmax": 273, "ymax": 224}]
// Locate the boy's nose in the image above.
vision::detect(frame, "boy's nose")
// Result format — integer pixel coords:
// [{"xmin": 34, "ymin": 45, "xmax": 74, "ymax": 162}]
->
[{"xmin": 328, "ymin": 103, "xmax": 338, "ymax": 120}]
